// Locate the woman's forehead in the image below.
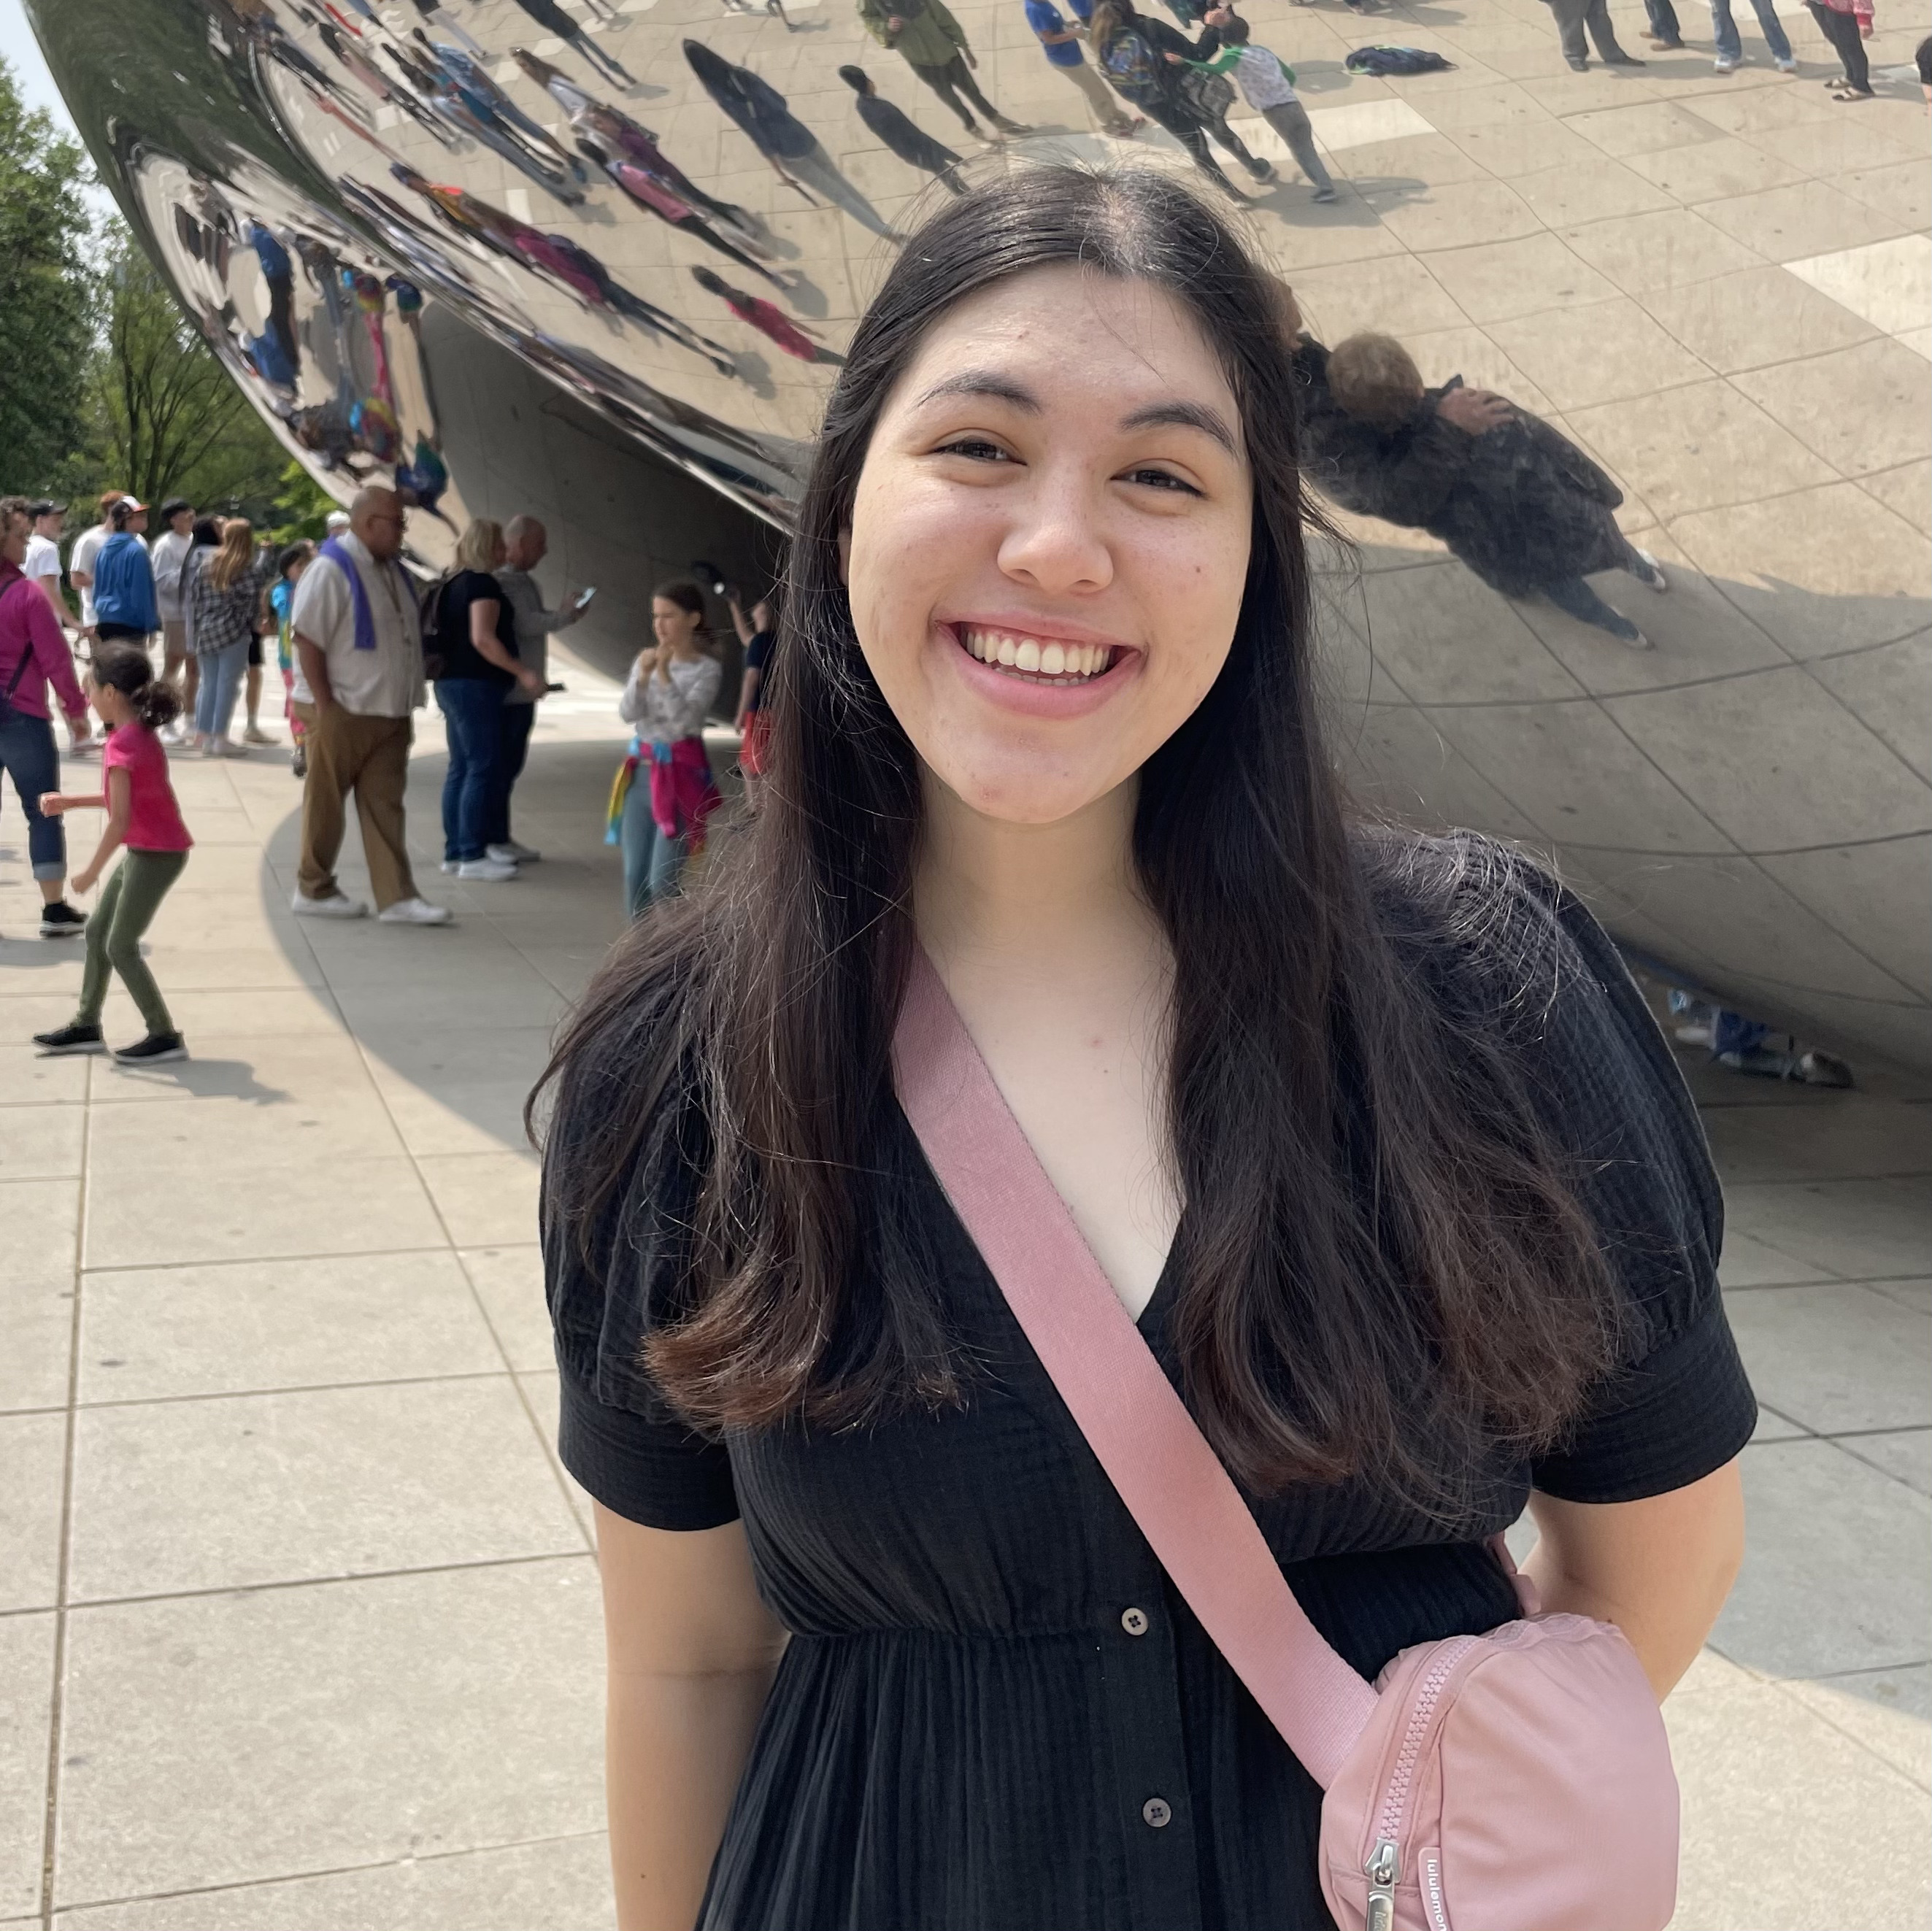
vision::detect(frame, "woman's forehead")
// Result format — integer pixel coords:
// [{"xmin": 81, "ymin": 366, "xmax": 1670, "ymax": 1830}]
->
[{"xmin": 895, "ymin": 265, "xmax": 1239, "ymax": 416}]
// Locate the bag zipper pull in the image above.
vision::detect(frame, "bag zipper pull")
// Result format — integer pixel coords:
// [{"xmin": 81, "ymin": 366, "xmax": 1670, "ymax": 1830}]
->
[{"xmin": 1365, "ymin": 1838, "xmax": 1400, "ymax": 1931}]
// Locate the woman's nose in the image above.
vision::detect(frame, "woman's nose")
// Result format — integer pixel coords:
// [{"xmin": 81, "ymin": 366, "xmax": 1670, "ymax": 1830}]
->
[{"xmin": 996, "ymin": 473, "xmax": 1113, "ymax": 598}]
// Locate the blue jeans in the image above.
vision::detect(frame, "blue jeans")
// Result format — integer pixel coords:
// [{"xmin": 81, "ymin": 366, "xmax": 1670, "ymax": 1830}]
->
[
  {"xmin": 436, "ymin": 678, "xmax": 506, "ymax": 863},
  {"xmin": 0, "ymin": 706, "xmax": 65, "ymax": 879},
  {"xmin": 1710, "ymin": 0, "xmax": 1791, "ymax": 59},
  {"xmin": 487, "ymin": 700, "xmax": 535, "ymax": 848},
  {"xmin": 194, "ymin": 639, "xmax": 249, "ymax": 738},
  {"xmin": 1644, "ymin": 0, "xmax": 1682, "ymax": 39},
  {"xmin": 619, "ymin": 771, "xmax": 688, "ymax": 917}
]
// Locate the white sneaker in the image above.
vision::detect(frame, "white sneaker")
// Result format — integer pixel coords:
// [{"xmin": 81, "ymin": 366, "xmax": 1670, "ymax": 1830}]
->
[
  {"xmin": 291, "ymin": 890, "xmax": 369, "ymax": 918},
  {"xmin": 1633, "ymin": 547, "xmax": 1669, "ymax": 592},
  {"xmin": 488, "ymin": 840, "xmax": 541, "ymax": 863},
  {"xmin": 455, "ymin": 857, "xmax": 518, "ymax": 882},
  {"xmin": 439, "ymin": 859, "xmax": 458, "ymax": 874},
  {"xmin": 1714, "ymin": 52, "xmax": 1740, "ymax": 69},
  {"xmin": 377, "ymin": 896, "xmax": 453, "ymax": 925}
]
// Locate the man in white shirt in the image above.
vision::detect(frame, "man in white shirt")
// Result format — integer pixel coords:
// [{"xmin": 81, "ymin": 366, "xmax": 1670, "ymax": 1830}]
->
[
  {"xmin": 288, "ymin": 485, "xmax": 449, "ymax": 925},
  {"xmin": 68, "ymin": 491, "xmax": 126, "ymax": 638},
  {"xmin": 492, "ymin": 512, "xmax": 582, "ymax": 862},
  {"xmin": 23, "ymin": 501, "xmax": 69, "ymax": 633},
  {"xmin": 149, "ymin": 497, "xmax": 197, "ymax": 692}
]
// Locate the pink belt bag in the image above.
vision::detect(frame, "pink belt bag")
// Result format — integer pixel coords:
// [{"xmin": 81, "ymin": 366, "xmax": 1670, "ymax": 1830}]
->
[{"xmin": 893, "ymin": 951, "xmax": 1679, "ymax": 1931}]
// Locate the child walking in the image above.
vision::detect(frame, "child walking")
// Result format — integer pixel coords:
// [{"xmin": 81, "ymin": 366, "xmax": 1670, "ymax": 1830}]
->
[
  {"xmin": 1172, "ymin": 11, "xmax": 1337, "ymax": 199},
  {"xmin": 31, "ymin": 645, "xmax": 194, "ymax": 1065},
  {"xmin": 267, "ymin": 540, "xmax": 315, "ymax": 776}
]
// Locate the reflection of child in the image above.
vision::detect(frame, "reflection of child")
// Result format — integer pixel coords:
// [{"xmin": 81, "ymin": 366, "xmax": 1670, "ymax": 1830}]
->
[
  {"xmin": 269, "ymin": 541, "xmax": 316, "ymax": 777},
  {"xmin": 31, "ymin": 647, "xmax": 194, "ymax": 1066},
  {"xmin": 1173, "ymin": 12, "xmax": 1336, "ymax": 199}
]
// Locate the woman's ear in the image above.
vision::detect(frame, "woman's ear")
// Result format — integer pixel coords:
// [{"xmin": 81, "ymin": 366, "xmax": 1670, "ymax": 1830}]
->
[{"xmin": 836, "ymin": 525, "xmax": 852, "ymax": 587}]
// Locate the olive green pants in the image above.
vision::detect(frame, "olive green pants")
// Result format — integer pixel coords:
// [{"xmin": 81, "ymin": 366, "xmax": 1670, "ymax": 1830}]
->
[{"xmin": 75, "ymin": 849, "xmax": 188, "ymax": 1036}]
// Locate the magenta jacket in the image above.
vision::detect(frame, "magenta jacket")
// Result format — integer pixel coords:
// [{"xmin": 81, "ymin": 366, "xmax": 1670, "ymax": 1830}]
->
[{"xmin": 0, "ymin": 561, "xmax": 85, "ymax": 722}]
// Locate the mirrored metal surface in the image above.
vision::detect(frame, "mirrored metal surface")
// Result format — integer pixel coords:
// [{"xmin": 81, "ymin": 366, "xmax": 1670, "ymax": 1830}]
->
[{"xmin": 28, "ymin": 0, "xmax": 1931, "ymax": 1063}]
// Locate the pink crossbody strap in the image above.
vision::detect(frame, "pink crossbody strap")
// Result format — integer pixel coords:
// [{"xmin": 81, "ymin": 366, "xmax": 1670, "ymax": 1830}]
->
[{"xmin": 893, "ymin": 947, "xmax": 1380, "ymax": 1792}]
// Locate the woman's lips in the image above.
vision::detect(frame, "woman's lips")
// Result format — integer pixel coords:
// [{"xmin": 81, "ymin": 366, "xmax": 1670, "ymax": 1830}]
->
[{"xmin": 936, "ymin": 619, "xmax": 1142, "ymax": 718}]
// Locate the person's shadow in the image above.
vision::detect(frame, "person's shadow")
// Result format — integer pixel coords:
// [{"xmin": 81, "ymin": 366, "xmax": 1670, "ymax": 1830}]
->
[{"xmin": 92, "ymin": 1057, "xmax": 294, "ymax": 1103}]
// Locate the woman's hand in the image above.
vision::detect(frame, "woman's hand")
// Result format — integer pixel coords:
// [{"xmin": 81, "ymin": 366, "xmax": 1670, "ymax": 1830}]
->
[
  {"xmin": 39, "ymin": 793, "xmax": 68, "ymax": 817},
  {"xmin": 72, "ymin": 863, "xmax": 101, "ymax": 895},
  {"xmin": 516, "ymin": 666, "xmax": 547, "ymax": 699}
]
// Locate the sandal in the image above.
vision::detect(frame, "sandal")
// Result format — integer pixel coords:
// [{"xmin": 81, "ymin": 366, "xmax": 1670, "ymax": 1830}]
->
[{"xmin": 1829, "ymin": 82, "xmax": 1872, "ymax": 98}]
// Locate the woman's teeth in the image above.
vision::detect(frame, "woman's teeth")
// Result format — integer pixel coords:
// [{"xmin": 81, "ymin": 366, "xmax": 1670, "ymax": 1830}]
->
[{"xmin": 958, "ymin": 628, "xmax": 1112, "ymax": 681}]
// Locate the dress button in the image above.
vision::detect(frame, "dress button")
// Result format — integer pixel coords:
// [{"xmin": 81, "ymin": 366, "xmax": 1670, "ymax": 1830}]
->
[
  {"xmin": 1142, "ymin": 1797, "xmax": 1173, "ymax": 1830},
  {"xmin": 1120, "ymin": 1606, "xmax": 1150, "ymax": 1637}
]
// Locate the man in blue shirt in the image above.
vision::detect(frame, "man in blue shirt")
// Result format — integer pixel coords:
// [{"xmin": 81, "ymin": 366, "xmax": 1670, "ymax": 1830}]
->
[{"xmin": 1023, "ymin": 0, "xmax": 1143, "ymax": 134}]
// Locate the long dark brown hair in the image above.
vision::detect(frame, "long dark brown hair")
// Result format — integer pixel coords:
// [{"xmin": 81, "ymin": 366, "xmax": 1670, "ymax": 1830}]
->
[{"xmin": 536, "ymin": 166, "xmax": 1628, "ymax": 1512}]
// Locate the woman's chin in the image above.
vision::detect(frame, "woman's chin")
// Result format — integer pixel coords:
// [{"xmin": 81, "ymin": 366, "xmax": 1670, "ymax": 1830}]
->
[{"xmin": 924, "ymin": 745, "xmax": 1124, "ymax": 829}]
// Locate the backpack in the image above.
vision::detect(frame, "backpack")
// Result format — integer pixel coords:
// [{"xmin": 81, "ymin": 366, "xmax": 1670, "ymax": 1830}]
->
[
  {"xmin": 1344, "ymin": 42, "xmax": 1455, "ymax": 72},
  {"xmin": 1176, "ymin": 61, "xmax": 1235, "ymax": 119},
  {"xmin": 417, "ymin": 568, "xmax": 453, "ymax": 677},
  {"xmin": 1099, "ymin": 29, "xmax": 1158, "ymax": 89}
]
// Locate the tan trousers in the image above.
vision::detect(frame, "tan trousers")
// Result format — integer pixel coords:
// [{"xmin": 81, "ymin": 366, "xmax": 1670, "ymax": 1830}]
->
[
  {"xmin": 294, "ymin": 704, "xmax": 418, "ymax": 910},
  {"xmin": 1061, "ymin": 58, "xmax": 1136, "ymax": 133}
]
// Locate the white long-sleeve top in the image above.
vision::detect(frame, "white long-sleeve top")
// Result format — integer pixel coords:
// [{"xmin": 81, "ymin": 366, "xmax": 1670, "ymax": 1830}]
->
[{"xmin": 620, "ymin": 650, "xmax": 721, "ymax": 743}]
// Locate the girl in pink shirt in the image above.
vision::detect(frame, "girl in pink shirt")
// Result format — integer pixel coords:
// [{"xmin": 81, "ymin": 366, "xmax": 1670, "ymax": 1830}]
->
[{"xmin": 32, "ymin": 645, "xmax": 194, "ymax": 1065}]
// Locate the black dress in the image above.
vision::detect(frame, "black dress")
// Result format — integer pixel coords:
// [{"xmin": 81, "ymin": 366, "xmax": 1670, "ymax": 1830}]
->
[{"xmin": 546, "ymin": 866, "xmax": 1756, "ymax": 1931}]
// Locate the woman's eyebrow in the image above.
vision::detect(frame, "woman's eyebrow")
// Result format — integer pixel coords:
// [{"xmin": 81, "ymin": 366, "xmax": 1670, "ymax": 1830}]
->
[
  {"xmin": 1119, "ymin": 399, "xmax": 1238, "ymax": 455},
  {"xmin": 912, "ymin": 370, "xmax": 1042, "ymax": 412}
]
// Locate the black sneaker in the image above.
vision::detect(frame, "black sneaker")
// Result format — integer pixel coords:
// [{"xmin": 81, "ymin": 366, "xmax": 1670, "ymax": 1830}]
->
[
  {"xmin": 39, "ymin": 901, "xmax": 88, "ymax": 938},
  {"xmin": 111, "ymin": 1032, "xmax": 188, "ymax": 1065},
  {"xmin": 33, "ymin": 1022, "xmax": 105, "ymax": 1055}
]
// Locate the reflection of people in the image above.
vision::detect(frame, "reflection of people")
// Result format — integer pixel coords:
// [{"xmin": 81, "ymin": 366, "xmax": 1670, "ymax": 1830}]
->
[
  {"xmin": 503, "ymin": 0, "xmax": 636, "ymax": 85},
  {"xmin": 1023, "ymin": 0, "xmax": 1144, "ymax": 136},
  {"xmin": 692, "ymin": 266, "xmax": 847, "ymax": 366},
  {"xmin": 432, "ymin": 517, "xmax": 547, "ymax": 882},
  {"xmin": 31, "ymin": 647, "xmax": 192, "ymax": 1066},
  {"xmin": 0, "ymin": 494, "xmax": 92, "ymax": 938},
  {"xmin": 838, "ymin": 65, "xmax": 967, "ymax": 194},
  {"xmin": 684, "ymin": 42, "xmax": 902, "ymax": 241},
  {"xmin": 1172, "ymin": 12, "xmax": 1335, "ymax": 199},
  {"xmin": 1710, "ymin": 0, "xmax": 1796, "ymax": 69},
  {"xmin": 1088, "ymin": 0, "xmax": 1267, "ymax": 196},
  {"xmin": 1321, "ymin": 332, "xmax": 1669, "ymax": 649},
  {"xmin": 726, "ymin": 584, "xmax": 775, "ymax": 798},
  {"xmin": 1806, "ymin": 0, "xmax": 1874, "ymax": 96},
  {"xmin": 536, "ymin": 166, "xmax": 1751, "ymax": 1931},
  {"xmin": 610, "ymin": 582, "xmax": 721, "ymax": 917},
  {"xmin": 858, "ymin": 0, "xmax": 1028, "ymax": 139},
  {"xmin": 289, "ymin": 486, "xmax": 449, "ymax": 924},
  {"xmin": 577, "ymin": 134, "xmax": 791, "ymax": 289},
  {"xmin": 1542, "ymin": 0, "xmax": 1646, "ymax": 68},
  {"xmin": 495, "ymin": 513, "xmax": 583, "ymax": 862}
]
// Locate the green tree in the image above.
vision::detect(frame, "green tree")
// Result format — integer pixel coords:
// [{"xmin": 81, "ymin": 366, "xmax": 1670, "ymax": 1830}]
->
[
  {"xmin": 77, "ymin": 220, "xmax": 334, "ymax": 536},
  {"xmin": 0, "ymin": 56, "xmax": 93, "ymax": 494}
]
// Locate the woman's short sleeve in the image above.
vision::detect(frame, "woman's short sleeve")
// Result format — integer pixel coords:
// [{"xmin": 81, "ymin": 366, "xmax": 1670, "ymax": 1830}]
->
[
  {"xmin": 542, "ymin": 1047, "xmax": 739, "ymax": 1531},
  {"xmin": 1507, "ymin": 879, "xmax": 1758, "ymax": 1503}
]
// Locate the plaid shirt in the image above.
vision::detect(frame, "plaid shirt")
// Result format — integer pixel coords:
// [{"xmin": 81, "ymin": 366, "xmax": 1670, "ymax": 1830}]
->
[{"xmin": 187, "ymin": 550, "xmax": 273, "ymax": 656}]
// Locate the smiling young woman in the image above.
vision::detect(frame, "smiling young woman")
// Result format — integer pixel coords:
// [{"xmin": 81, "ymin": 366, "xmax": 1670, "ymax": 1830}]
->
[{"xmin": 535, "ymin": 167, "xmax": 1752, "ymax": 1931}]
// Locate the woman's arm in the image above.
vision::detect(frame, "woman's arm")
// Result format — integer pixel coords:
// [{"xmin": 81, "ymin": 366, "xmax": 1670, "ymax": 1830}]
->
[
  {"xmin": 1523, "ymin": 1458, "xmax": 1744, "ymax": 1699},
  {"xmin": 594, "ymin": 1503, "xmax": 787, "ymax": 1931},
  {"xmin": 45, "ymin": 766, "xmax": 133, "ymax": 895},
  {"xmin": 733, "ymin": 668, "xmax": 762, "ymax": 731},
  {"xmin": 467, "ymin": 598, "xmax": 545, "ymax": 695}
]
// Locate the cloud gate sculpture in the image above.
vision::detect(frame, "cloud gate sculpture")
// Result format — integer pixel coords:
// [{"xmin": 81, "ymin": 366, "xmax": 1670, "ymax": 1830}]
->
[{"xmin": 27, "ymin": 0, "xmax": 1930, "ymax": 1066}]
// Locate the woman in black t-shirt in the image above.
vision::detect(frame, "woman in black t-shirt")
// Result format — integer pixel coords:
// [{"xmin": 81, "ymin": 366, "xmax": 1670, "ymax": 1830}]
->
[
  {"xmin": 726, "ymin": 584, "xmax": 776, "ymax": 800},
  {"xmin": 536, "ymin": 170, "xmax": 1752, "ymax": 1931},
  {"xmin": 434, "ymin": 518, "xmax": 544, "ymax": 880}
]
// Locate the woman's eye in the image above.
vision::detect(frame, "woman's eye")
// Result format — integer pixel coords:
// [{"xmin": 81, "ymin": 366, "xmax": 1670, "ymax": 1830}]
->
[
  {"xmin": 1122, "ymin": 466, "xmax": 1201, "ymax": 496},
  {"xmin": 936, "ymin": 438, "xmax": 1014, "ymax": 463}
]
